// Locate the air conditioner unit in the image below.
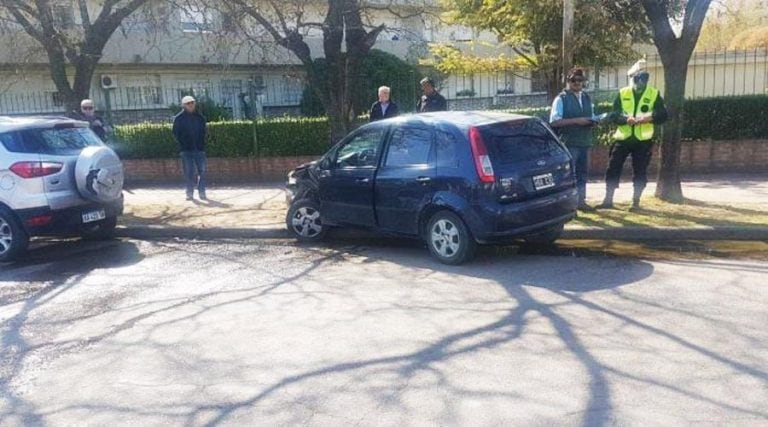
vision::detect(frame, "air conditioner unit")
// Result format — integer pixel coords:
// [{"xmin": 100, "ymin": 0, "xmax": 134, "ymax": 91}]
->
[{"xmin": 100, "ymin": 75, "xmax": 117, "ymax": 90}]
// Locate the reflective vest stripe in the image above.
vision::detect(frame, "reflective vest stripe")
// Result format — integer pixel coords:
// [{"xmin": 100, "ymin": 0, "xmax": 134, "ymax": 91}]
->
[{"xmin": 613, "ymin": 86, "xmax": 659, "ymax": 141}]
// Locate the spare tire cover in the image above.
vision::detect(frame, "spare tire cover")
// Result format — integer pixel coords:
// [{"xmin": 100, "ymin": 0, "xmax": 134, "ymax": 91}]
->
[{"xmin": 75, "ymin": 146, "xmax": 124, "ymax": 203}]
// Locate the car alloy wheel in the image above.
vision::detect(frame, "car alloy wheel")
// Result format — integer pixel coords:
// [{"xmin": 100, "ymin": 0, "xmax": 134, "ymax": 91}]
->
[
  {"xmin": 291, "ymin": 206, "xmax": 323, "ymax": 238},
  {"xmin": 425, "ymin": 210, "xmax": 476, "ymax": 265},
  {"xmin": 431, "ymin": 219, "xmax": 461, "ymax": 258},
  {"xmin": 0, "ymin": 216, "xmax": 12, "ymax": 256},
  {"xmin": 0, "ymin": 209, "xmax": 29, "ymax": 262}
]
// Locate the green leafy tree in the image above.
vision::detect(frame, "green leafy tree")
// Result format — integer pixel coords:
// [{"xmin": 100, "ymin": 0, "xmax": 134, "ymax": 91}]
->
[
  {"xmin": 301, "ymin": 50, "xmax": 425, "ymax": 117},
  {"xmin": 697, "ymin": 0, "xmax": 766, "ymax": 51},
  {"xmin": 434, "ymin": 0, "xmax": 651, "ymax": 100},
  {"xmin": 729, "ymin": 26, "xmax": 768, "ymax": 49}
]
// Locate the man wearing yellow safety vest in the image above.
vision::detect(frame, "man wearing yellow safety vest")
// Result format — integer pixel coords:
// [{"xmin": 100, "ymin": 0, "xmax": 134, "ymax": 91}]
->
[{"xmin": 597, "ymin": 69, "xmax": 668, "ymax": 211}]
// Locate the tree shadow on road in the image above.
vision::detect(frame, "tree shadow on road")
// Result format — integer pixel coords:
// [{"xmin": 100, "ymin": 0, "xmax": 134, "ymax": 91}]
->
[
  {"xmin": 5, "ymin": 237, "xmax": 767, "ymax": 426},
  {"xmin": 0, "ymin": 239, "xmax": 143, "ymax": 426},
  {"xmin": 190, "ymin": 239, "xmax": 768, "ymax": 426}
]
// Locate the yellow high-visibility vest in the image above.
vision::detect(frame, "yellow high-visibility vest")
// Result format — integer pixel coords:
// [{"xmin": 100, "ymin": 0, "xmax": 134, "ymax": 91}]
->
[{"xmin": 614, "ymin": 85, "xmax": 660, "ymax": 141}]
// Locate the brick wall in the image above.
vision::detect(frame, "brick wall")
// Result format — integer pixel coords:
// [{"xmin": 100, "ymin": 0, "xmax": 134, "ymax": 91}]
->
[{"xmin": 122, "ymin": 140, "xmax": 768, "ymax": 184}]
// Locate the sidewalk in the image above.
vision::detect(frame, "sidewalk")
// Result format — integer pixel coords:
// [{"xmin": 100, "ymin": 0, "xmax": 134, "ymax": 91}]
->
[{"xmin": 118, "ymin": 175, "xmax": 768, "ymax": 241}]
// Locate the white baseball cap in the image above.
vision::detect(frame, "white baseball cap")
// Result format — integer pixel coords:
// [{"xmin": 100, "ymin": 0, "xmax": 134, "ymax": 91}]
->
[{"xmin": 181, "ymin": 96, "xmax": 196, "ymax": 105}]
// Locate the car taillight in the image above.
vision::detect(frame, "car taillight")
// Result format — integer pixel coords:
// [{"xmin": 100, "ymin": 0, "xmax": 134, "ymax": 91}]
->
[
  {"xmin": 469, "ymin": 127, "xmax": 495, "ymax": 183},
  {"xmin": 9, "ymin": 161, "xmax": 63, "ymax": 178}
]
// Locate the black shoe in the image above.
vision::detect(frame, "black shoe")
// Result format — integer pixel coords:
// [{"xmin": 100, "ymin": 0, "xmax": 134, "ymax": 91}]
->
[
  {"xmin": 199, "ymin": 193, "xmax": 208, "ymax": 201},
  {"xmin": 578, "ymin": 203, "xmax": 596, "ymax": 212},
  {"xmin": 595, "ymin": 202, "xmax": 614, "ymax": 209},
  {"xmin": 186, "ymin": 195, "xmax": 194, "ymax": 201},
  {"xmin": 628, "ymin": 202, "xmax": 642, "ymax": 212}
]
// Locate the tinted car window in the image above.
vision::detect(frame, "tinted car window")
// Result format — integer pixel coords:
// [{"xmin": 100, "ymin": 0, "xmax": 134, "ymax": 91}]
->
[
  {"xmin": 385, "ymin": 127, "xmax": 432, "ymax": 167},
  {"xmin": 335, "ymin": 128, "xmax": 384, "ymax": 168},
  {"xmin": 480, "ymin": 119, "xmax": 566, "ymax": 166},
  {"xmin": 435, "ymin": 130, "xmax": 458, "ymax": 168},
  {"xmin": 0, "ymin": 132, "xmax": 25, "ymax": 153},
  {"xmin": 21, "ymin": 126, "xmax": 103, "ymax": 155}
]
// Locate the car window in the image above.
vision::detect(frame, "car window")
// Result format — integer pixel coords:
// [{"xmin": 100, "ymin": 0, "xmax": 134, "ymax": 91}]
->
[
  {"xmin": 0, "ymin": 132, "xmax": 25, "ymax": 153},
  {"xmin": 335, "ymin": 128, "xmax": 384, "ymax": 168},
  {"xmin": 21, "ymin": 126, "xmax": 103, "ymax": 155},
  {"xmin": 385, "ymin": 127, "xmax": 432, "ymax": 167},
  {"xmin": 435, "ymin": 130, "xmax": 458, "ymax": 168},
  {"xmin": 480, "ymin": 119, "xmax": 566, "ymax": 167}
]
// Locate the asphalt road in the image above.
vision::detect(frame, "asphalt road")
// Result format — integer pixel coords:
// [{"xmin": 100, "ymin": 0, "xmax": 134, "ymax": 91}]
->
[{"xmin": 1, "ymin": 238, "xmax": 767, "ymax": 426}]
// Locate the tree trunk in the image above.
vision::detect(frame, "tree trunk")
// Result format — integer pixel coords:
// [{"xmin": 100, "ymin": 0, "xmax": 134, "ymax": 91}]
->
[{"xmin": 654, "ymin": 56, "xmax": 687, "ymax": 202}]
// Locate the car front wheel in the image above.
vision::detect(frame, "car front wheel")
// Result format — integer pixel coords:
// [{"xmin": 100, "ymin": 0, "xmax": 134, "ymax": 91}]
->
[
  {"xmin": 286, "ymin": 199, "xmax": 327, "ymax": 243},
  {"xmin": 0, "ymin": 208, "xmax": 29, "ymax": 262},
  {"xmin": 426, "ymin": 210, "xmax": 476, "ymax": 265}
]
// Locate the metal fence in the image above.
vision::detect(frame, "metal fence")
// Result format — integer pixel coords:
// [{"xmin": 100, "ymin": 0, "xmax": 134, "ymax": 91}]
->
[{"xmin": 0, "ymin": 48, "xmax": 766, "ymax": 125}]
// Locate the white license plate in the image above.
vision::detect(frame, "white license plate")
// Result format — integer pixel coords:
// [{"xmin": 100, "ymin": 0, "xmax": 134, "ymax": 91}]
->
[
  {"xmin": 82, "ymin": 209, "xmax": 106, "ymax": 223},
  {"xmin": 532, "ymin": 173, "xmax": 556, "ymax": 190}
]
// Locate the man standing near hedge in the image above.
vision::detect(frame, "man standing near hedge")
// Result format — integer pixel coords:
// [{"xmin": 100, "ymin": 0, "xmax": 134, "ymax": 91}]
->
[
  {"xmin": 417, "ymin": 77, "xmax": 448, "ymax": 113},
  {"xmin": 598, "ymin": 68, "xmax": 668, "ymax": 211},
  {"xmin": 549, "ymin": 68, "xmax": 601, "ymax": 212},
  {"xmin": 173, "ymin": 96, "xmax": 208, "ymax": 201},
  {"xmin": 370, "ymin": 86, "xmax": 400, "ymax": 121}
]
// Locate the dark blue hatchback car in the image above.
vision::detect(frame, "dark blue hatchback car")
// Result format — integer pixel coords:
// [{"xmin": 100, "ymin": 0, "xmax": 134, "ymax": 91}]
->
[{"xmin": 286, "ymin": 111, "xmax": 578, "ymax": 264}]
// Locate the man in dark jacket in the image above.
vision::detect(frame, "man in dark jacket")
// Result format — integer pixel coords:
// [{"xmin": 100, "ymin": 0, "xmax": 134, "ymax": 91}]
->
[
  {"xmin": 71, "ymin": 99, "xmax": 110, "ymax": 141},
  {"xmin": 417, "ymin": 77, "xmax": 448, "ymax": 113},
  {"xmin": 172, "ymin": 96, "xmax": 208, "ymax": 201},
  {"xmin": 369, "ymin": 86, "xmax": 400, "ymax": 122},
  {"xmin": 549, "ymin": 68, "xmax": 604, "ymax": 211}
]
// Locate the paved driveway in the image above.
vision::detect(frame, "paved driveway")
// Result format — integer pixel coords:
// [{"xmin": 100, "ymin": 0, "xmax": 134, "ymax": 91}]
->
[{"xmin": 1, "ymin": 238, "xmax": 767, "ymax": 426}]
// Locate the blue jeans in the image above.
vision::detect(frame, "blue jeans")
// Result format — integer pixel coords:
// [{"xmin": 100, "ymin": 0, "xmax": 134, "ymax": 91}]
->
[
  {"xmin": 568, "ymin": 146, "xmax": 591, "ymax": 204},
  {"xmin": 181, "ymin": 151, "xmax": 207, "ymax": 197}
]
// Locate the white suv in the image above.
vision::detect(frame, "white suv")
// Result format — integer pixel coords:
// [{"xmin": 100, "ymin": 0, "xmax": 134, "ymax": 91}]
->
[{"xmin": 0, "ymin": 116, "xmax": 124, "ymax": 262}]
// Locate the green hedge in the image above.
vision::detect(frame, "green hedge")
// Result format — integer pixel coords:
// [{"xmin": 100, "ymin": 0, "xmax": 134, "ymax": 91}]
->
[
  {"xmin": 113, "ymin": 117, "xmax": 331, "ymax": 159},
  {"xmin": 113, "ymin": 95, "xmax": 768, "ymax": 159},
  {"xmin": 683, "ymin": 95, "xmax": 768, "ymax": 140},
  {"xmin": 502, "ymin": 95, "xmax": 768, "ymax": 144}
]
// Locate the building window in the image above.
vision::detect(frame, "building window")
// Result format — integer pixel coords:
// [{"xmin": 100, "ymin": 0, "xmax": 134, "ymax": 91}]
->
[
  {"xmin": 281, "ymin": 76, "xmax": 302, "ymax": 105},
  {"xmin": 531, "ymin": 70, "xmax": 548, "ymax": 94},
  {"xmin": 181, "ymin": 6, "xmax": 213, "ymax": 33},
  {"xmin": 496, "ymin": 72, "xmax": 516, "ymax": 95},
  {"xmin": 126, "ymin": 86, "xmax": 163, "ymax": 106},
  {"xmin": 53, "ymin": 2, "xmax": 75, "ymax": 29},
  {"xmin": 47, "ymin": 91, "xmax": 64, "ymax": 108}
]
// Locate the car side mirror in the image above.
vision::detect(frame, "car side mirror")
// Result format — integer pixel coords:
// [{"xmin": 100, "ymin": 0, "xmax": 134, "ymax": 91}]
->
[{"xmin": 319, "ymin": 156, "xmax": 332, "ymax": 170}]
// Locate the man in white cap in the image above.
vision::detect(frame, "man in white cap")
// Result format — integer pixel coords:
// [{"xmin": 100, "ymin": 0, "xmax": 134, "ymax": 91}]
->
[
  {"xmin": 71, "ymin": 99, "xmax": 109, "ymax": 140},
  {"xmin": 172, "ymin": 96, "xmax": 208, "ymax": 200},
  {"xmin": 597, "ymin": 64, "xmax": 668, "ymax": 211}
]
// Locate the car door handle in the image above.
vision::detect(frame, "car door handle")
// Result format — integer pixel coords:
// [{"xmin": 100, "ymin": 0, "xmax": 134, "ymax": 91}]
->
[
  {"xmin": 355, "ymin": 178, "xmax": 370, "ymax": 184},
  {"xmin": 415, "ymin": 176, "xmax": 431, "ymax": 183}
]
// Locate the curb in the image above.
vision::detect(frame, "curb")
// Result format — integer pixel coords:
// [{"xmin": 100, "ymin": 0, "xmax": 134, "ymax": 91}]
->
[
  {"xmin": 117, "ymin": 225, "xmax": 768, "ymax": 241},
  {"xmin": 116, "ymin": 225, "xmax": 288, "ymax": 240},
  {"xmin": 563, "ymin": 227, "xmax": 768, "ymax": 241}
]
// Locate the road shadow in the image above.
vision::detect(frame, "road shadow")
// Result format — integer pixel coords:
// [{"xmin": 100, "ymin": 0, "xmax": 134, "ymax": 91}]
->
[
  {"xmin": 178, "ymin": 237, "xmax": 656, "ymax": 426},
  {"xmin": 0, "ymin": 238, "xmax": 143, "ymax": 425}
]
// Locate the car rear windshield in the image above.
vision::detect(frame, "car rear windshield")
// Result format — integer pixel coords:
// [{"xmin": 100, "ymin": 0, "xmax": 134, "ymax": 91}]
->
[
  {"xmin": 8, "ymin": 126, "xmax": 103, "ymax": 155},
  {"xmin": 479, "ymin": 119, "xmax": 565, "ymax": 167}
]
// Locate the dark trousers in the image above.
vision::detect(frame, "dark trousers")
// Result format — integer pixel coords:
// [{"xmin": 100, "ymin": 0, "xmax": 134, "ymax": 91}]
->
[
  {"xmin": 567, "ymin": 145, "xmax": 591, "ymax": 204},
  {"xmin": 181, "ymin": 151, "xmax": 207, "ymax": 197},
  {"xmin": 605, "ymin": 140, "xmax": 653, "ymax": 191}
]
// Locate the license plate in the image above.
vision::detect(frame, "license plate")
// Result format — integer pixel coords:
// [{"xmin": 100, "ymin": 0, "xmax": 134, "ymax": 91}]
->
[
  {"xmin": 532, "ymin": 173, "xmax": 555, "ymax": 190},
  {"xmin": 82, "ymin": 209, "xmax": 106, "ymax": 223}
]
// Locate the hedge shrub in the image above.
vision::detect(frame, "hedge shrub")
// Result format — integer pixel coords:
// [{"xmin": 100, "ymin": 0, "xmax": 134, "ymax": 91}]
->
[
  {"xmin": 113, "ymin": 95, "xmax": 768, "ymax": 159},
  {"xmin": 113, "ymin": 117, "xmax": 330, "ymax": 159},
  {"xmin": 683, "ymin": 95, "xmax": 768, "ymax": 140}
]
